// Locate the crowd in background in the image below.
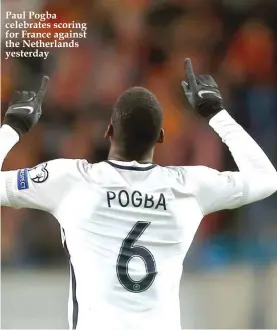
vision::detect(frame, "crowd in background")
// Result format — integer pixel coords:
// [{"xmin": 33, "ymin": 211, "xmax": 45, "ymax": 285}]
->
[{"xmin": 1, "ymin": 0, "xmax": 277, "ymax": 267}]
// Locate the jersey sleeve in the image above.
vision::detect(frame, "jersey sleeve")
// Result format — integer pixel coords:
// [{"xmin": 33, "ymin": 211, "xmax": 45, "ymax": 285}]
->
[
  {"xmin": 1, "ymin": 158, "xmax": 89, "ymax": 213},
  {"xmin": 178, "ymin": 166, "xmax": 246, "ymax": 215}
]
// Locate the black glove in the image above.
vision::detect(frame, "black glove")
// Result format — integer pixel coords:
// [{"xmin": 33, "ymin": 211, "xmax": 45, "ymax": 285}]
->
[
  {"xmin": 3, "ymin": 76, "xmax": 49, "ymax": 138},
  {"xmin": 181, "ymin": 58, "xmax": 224, "ymax": 120}
]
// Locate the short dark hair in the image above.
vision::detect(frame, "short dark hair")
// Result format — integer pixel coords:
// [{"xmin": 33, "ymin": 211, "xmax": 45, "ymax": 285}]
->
[{"xmin": 111, "ymin": 87, "xmax": 163, "ymax": 159}]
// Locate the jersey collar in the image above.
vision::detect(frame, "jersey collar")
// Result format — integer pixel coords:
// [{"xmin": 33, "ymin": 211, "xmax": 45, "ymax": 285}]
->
[{"xmin": 105, "ymin": 160, "xmax": 157, "ymax": 171}]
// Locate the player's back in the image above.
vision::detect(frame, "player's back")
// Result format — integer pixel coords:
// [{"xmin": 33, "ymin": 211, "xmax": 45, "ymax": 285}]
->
[{"xmin": 56, "ymin": 160, "xmax": 204, "ymax": 330}]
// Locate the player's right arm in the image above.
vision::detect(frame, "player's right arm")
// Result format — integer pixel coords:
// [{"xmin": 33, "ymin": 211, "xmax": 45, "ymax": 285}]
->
[{"xmin": 180, "ymin": 58, "xmax": 277, "ymax": 215}]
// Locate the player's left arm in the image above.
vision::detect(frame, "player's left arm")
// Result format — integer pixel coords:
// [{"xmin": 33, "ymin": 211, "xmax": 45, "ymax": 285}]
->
[
  {"xmin": 0, "ymin": 77, "xmax": 87, "ymax": 214},
  {"xmin": 1, "ymin": 152, "xmax": 88, "ymax": 213}
]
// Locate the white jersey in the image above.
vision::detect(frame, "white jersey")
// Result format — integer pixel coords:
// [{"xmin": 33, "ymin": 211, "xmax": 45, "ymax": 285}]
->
[
  {"xmin": 1, "ymin": 110, "xmax": 276, "ymax": 330},
  {"xmin": 0, "ymin": 159, "xmax": 254, "ymax": 330}
]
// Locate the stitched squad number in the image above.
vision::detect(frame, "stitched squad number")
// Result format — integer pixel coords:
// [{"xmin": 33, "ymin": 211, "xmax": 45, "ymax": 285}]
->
[{"xmin": 116, "ymin": 221, "xmax": 157, "ymax": 293}]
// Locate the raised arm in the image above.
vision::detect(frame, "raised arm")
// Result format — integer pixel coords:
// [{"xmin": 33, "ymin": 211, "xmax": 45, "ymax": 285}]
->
[
  {"xmin": 209, "ymin": 110, "xmax": 277, "ymax": 203},
  {"xmin": 0, "ymin": 78, "xmax": 88, "ymax": 216},
  {"xmin": 1, "ymin": 76, "xmax": 49, "ymax": 202},
  {"xmin": 0, "ymin": 125, "xmax": 20, "ymax": 204},
  {"xmin": 181, "ymin": 58, "xmax": 277, "ymax": 215},
  {"xmin": 1, "ymin": 76, "xmax": 49, "ymax": 168}
]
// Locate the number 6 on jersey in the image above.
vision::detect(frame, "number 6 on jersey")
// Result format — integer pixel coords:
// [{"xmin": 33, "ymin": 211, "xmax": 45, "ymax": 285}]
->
[{"xmin": 116, "ymin": 221, "xmax": 157, "ymax": 293}]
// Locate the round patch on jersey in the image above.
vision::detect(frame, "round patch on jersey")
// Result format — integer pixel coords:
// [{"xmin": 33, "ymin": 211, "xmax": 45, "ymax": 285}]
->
[{"xmin": 28, "ymin": 163, "xmax": 49, "ymax": 183}]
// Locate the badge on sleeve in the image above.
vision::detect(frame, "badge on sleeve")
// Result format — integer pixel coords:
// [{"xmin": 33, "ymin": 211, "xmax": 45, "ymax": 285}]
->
[
  {"xmin": 28, "ymin": 163, "xmax": 49, "ymax": 183},
  {"xmin": 17, "ymin": 168, "xmax": 29, "ymax": 190}
]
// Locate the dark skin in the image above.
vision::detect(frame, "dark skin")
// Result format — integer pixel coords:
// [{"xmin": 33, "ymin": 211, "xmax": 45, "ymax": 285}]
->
[{"xmin": 104, "ymin": 123, "xmax": 165, "ymax": 163}]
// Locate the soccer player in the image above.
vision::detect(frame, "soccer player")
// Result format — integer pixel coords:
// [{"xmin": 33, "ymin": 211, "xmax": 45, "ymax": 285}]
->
[{"xmin": 1, "ymin": 59, "xmax": 276, "ymax": 330}]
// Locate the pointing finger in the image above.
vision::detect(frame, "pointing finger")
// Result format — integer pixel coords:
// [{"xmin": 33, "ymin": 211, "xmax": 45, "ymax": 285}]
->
[
  {"xmin": 36, "ymin": 76, "xmax": 49, "ymax": 102},
  {"xmin": 185, "ymin": 58, "xmax": 197, "ymax": 92}
]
